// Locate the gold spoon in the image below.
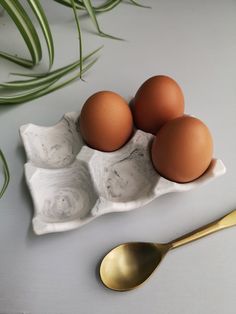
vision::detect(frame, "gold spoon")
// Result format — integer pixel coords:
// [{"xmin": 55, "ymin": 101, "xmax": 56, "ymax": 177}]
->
[{"xmin": 100, "ymin": 209, "xmax": 236, "ymax": 291}]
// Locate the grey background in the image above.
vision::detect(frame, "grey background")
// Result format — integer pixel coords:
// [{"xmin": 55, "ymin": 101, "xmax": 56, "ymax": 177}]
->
[{"xmin": 0, "ymin": 0, "xmax": 236, "ymax": 313}]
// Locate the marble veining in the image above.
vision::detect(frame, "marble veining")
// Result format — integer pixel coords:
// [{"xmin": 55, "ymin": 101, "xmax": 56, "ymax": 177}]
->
[{"xmin": 20, "ymin": 112, "xmax": 226, "ymax": 235}]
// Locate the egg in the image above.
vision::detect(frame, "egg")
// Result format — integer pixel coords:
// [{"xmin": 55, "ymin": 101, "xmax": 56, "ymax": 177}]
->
[
  {"xmin": 151, "ymin": 116, "xmax": 213, "ymax": 183},
  {"xmin": 79, "ymin": 91, "xmax": 133, "ymax": 152},
  {"xmin": 133, "ymin": 75, "xmax": 185, "ymax": 134}
]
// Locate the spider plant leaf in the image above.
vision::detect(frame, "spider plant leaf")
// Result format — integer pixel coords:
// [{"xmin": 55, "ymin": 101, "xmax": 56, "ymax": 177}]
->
[
  {"xmin": 129, "ymin": 0, "xmax": 151, "ymax": 8},
  {"xmin": 0, "ymin": 53, "xmax": 98, "ymax": 104},
  {"xmin": 82, "ymin": 0, "xmax": 107, "ymax": 33},
  {"xmin": 82, "ymin": 0, "xmax": 123, "ymax": 40},
  {"xmin": 0, "ymin": 149, "xmax": 10, "ymax": 199},
  {"xmin": 99, "ymin": 31, "xmax": 123, "ymax": 41},
  {"xmin": 27, "ymin": 0, "xmax": 54, "ymax": 68},
  {"xmin": 35, "ymin": 58, "xmax": 97, "ymax": 99},
  {"xmin": 70, "ymin": 0, "xmax": 83, "ymax": 78},
  {"xmin": 0, "ymin": 0, "xmax": 42, "ymax": 67},
  {"xmin": 54, "ymin": 0, "xmax": 122, "ymax": 13},
  {"xmin": 0, "ymin": 51, "xmax": 33, "ymax": 68},
  {"xmin": 0, "ymin": 79, "xmax": 58, "ymax": 104},
  {"xmin": 5, "ymin": 47, "xmax": 102, "ymax": 85},
  {"xmin": 74, "ymin": 0, "xmax": 84, "ymax": 6},
  {"xmin": 94, "ymin": 0, "xmax": 122, "ymax": 13},
  {"xmin": 0, "ymin": 58, "xmax": 97, "ymax": 105},
  {"xmin": 53, "ymin": 0, "xmax": 84, "ymax": 10},
  {"xmin": 1, "ymin": 59, "xmax": 79, "ymax": 90}
]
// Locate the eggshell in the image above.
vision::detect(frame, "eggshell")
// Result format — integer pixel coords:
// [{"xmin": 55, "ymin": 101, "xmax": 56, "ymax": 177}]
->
[
  {"xmin": 79, "ymin": 91, "xmax": 133, "ymax": 152},
  {"xmin": 151, "ymin": 116, "xmax": 213, "ymax": 183},
  {"xmin": 133, "ymin": 75, "xmax": 185, "ymax": 134}
]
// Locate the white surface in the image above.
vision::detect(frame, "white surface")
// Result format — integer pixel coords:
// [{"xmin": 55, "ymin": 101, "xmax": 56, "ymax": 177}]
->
[
  {"xmin": 20, "ymin": 112, "xmax": 225, "ymax": 235},
  {"xmin": 0, "ymin": 0, "xmax": 236, "ymax": 313}
]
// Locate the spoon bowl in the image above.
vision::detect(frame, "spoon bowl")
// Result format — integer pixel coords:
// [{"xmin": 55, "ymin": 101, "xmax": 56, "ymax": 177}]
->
[
  {"xmin": 100, "ymin": 242, "xmax": 170, "ymax": 291},
  {"xmin": 100, "ymin": 209, "xmax": 236, "ymax": 291}
]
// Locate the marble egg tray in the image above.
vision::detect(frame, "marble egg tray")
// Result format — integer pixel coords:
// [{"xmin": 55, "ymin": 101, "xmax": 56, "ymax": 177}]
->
[{"xmin": 20, "ymin": 112, "xmax": 226, "ymax": 235}]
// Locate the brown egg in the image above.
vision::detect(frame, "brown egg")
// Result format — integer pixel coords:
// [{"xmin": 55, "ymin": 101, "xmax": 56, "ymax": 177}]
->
[
  {"xmin": 133, "ymin": 75, "xmax": 185, "ymax": 134},
  {"xmin": 79, "ymin": 91, "xmax": 133, "ymax": 152},
  {"xmin": 151, "ymin": 116, "xmax": 213, "ymax": 183}
]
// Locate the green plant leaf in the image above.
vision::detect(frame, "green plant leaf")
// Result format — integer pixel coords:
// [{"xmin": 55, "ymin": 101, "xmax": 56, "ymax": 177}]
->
[
  {"xmin": 0, "ymin": 149, "xmax": 10, "ymax": 199},
  {"xmin": 5, "ymin": 47, "xmax": 102, "ymax": 85},
  {"xmin": 0, "ymin": 80, "xmax": 59, "ymax": 104},
  {"xmin": 94, "ymin": 0, "xmax": 122, "ymax": 13},
  {"xmin": 53, "ymin": 0, "xmax": 146, "ymax": 13},
  {"xmin": 0, "ymin": 49, "xmax": 99, "ymax": 104},
  {"xmin": 53, "ymin": 0, "xmax": 124, "ymax": 38},
  {"xmin": 129, "ymin": 0, "xmax": 151, "ymax": 8},
  {"xmin": 0, "ymin": 51, "xmax": 33, "ymax": 68},
  {"xmin": 54, "ymin": 0, "xmax": 122, "ymax": 13},
  {"xmin": 53, "ymin": 0, "xmax": 84, "ymax": 10},
  {"xmin": 35, "ymin": 58, "xmax": 97, "ymax": 99},
  {"xmin": 0, "ymin": 58, "xmax": 97, "ymax": 105},
  {"xmin": 0, "ymin": 0, "xmax": 42, "ymax": 67},
  {"xmin": 82, "ymin": 0, "xmax": 123, "ymax": 40},
  {"xmin": 70, "ymin": 0, "xmax": 83, "ymax": 78},
  {"xmin": 27, "ymin": 0, "xmax": 54, "ymax": 68}
]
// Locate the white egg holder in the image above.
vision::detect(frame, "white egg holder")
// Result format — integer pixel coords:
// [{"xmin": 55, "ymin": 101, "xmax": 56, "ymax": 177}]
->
[{"xmin": 20, "ymin": 112, "xmax": 226, "ymax": 235}]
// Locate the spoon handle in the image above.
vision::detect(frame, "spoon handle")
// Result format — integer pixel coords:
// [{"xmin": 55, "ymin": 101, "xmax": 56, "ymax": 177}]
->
[{"xmin": 169, "ymin": 209, "xmax": 236, "ymax": 250}]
